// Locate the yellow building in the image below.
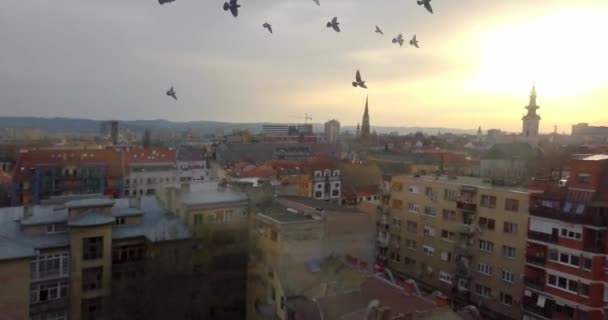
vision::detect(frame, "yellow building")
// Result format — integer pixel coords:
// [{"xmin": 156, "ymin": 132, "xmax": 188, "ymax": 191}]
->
[
  {"xmin": 0, "ymin": 195, "xmax": 195, "ymax": 320},
  {"xmin": 380, "ymin": 175, "xmax": 529, "ymax": 320},
  {"xmin": 247, "ymin": 196, "xmax": 376, "ymax": 320}
]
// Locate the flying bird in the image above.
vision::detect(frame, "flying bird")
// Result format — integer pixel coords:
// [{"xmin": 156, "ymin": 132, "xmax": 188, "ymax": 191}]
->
[
  {"xmin": 326, "ymin": 17, "xmax": 340, "ymax": 32},
  {"xmin": 392, "ymin": 34, "xmax": 404, "ymax": 47},
  {"xmin": 352, "ymin": 70, "xmax": 367, "ymax": 89},
  {"xmin": 409, "ymin": 34, "xmax": 419, "ymax": 48},
  {"xmin": 312, "ymin": 0, "xmax": 320, "ymax": 5},
  {"xmin": 263, "ymin": 22, "xmax": 273, "ymax": 34},
  {"xmin": 158, "ymin": 0, "xmax": 176, "ymax": 4},
  {"xmin": 417, "ymin": 0, "xmax": 433, "ymax": 14},
  {"xmin": 166, "ymin": 86, "xmax": 177, "ymax": 101},
  {"xmin": 223, "ymin": 0, "xmax": 240, "ymax": 18},
  {"xmin": 375, "ymin": 25, "xmax": 383, "ymax": 35}
]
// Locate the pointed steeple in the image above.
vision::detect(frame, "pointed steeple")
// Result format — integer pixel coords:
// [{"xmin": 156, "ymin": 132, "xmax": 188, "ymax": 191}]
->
[
  {"xmin": 477, "ymin": 126, "xmax": 482, "ymax": 135},
  {"xmin": 361, "ymin": 95, "xmax": 370, "ymax": 139},
  {"xmin": 529, "ymin": 83, "xmax": 537, "ymax": 107},
  {"xmin": 364, "ymin": 94, "xmax": 369, "ymax": 117}
]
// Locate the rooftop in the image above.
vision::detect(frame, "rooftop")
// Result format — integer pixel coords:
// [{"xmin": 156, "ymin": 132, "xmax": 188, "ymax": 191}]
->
[
  {"xmin": 574, "ymin": 154, "xmax": 608, "ymax": 161},
  {"xmin": 180, "ymin": 182, "xmax": 248, "ymax": 207},
  {"xmin": 64, "ymin": 197, "xmax": 115, "ymax": 209},
  {"xmin": 393, "ymin": 174, "xmax": 529, "ymax": 194},
  {"xmin": 278, "ymin": 196, "xmax": 359, "ymax": 212},
  {"xmin": 67, "ymin": 210, "xmax": 115, "ymax": 227},
  {"xmin": 256, "ymin": 202, "xmax": 316, "ymax": 224}
]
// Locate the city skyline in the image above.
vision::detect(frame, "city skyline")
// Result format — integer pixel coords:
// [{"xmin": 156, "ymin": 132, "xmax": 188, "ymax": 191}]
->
[{"xmin": 1, "ymin": 0, "xmax": 606, "ymax": 132}]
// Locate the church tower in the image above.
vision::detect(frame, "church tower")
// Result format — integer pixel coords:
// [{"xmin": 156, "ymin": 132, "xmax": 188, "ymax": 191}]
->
[
  {"xmin": 522, "ymin": 84, "xmax": 541, "ymax": 137},
  {"xmin": 361, "ymin": 95, "xmax": 370, "ymax": 139}
]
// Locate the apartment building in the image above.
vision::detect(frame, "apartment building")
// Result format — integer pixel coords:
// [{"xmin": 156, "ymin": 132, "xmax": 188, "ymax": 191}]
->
[
  {"xmin": 0, "ymin": 195, "xmax": 192, "ymax": 320},
  {"xmin": 379, "ymin": 175, "xmax": 529, "ymax": 319},
  {"xmin": 523, "ymin": 154, "xmax": 608, "ymax": 320},
  {"xmin": 247, "ymin": 196, "xmax": 375, "ymax": 320},
  {"xmin": 177, "ymin": 147, "xmax": 209, "ymax": 183}
]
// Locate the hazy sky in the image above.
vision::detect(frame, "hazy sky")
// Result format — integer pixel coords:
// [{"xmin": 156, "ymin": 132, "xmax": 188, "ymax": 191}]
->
[{"xmin": 1, "ymin": 0, "xmax": 607, "ymax": 132}]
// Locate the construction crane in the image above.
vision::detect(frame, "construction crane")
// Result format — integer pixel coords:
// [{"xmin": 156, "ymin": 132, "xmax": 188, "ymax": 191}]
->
[{"xmin": 290, "ymin": 113, "xmax": 312, "ymax": 125}]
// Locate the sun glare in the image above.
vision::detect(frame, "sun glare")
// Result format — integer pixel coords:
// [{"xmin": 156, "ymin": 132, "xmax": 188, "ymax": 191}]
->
[{"xmin": 467, "ymin": 10, "xmax": 608, "ymax": 97}]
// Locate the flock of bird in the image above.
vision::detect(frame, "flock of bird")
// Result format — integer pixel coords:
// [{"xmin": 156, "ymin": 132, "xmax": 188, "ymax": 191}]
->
[{"xmin": 160, "ymin": 0, "xmax": 435, "ymax": 101}]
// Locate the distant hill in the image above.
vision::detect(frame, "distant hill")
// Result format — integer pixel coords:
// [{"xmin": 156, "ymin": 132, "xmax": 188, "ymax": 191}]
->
[{"xmin": 0, "ymin": 117, "xmax": 476, "ymax": 136}]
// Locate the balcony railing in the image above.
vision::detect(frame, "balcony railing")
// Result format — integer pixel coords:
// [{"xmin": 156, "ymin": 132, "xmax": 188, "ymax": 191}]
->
[
  {"xmin": 377, "ymin": 236, "xmax": 390, "ymax": 248},
  {"xmin": 456, "ymin": 223, "xmax": 477, "ymax": 235},
  {"xmin": 528, "ymin": 231, "xmax": 558, "ymax": 244},
  {"xmin": 526, "ymin": 255, "xmax": 546, "ymax": 267},
  {"xmin": 583, "ymin": 241, "xmax": 607, "ymax": 254},
  {"xmin": 456, "ymin": 201, "xmax": 477, "ymax": 212},
  {"xmin": 530, "ymin": 206, "xmax": 608, "ymax": 227},
  {"xmin": 522, "ymin": 297, "xmax": 552, "ymax": 319},
  {"xmin": 524, "ymin": 277, "xmax": 545, "ymax": 291},
  {"xmin": 454, "ymin": 242, "xmax": 473, "ymax": 256}
]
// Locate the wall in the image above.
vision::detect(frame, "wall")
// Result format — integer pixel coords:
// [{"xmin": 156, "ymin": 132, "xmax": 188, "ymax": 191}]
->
[{"xmin": 0, "ymin": 258, "xmax": 30, "ymax": 320}]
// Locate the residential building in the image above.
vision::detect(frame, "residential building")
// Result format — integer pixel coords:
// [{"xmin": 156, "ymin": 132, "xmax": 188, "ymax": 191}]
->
[
  {"xmin": 308, "ymin": 159, "xmax": 341, "ymax": 203},
  {"xmin": 0, "ymin": 195, "xmax": 194, "ymax": 320},
  {"xmin": 379, "ymin": 175, "xmax": 530, "ymax": 319},
  {"xmin": 247, "ymin": 196, "xmax": 376, "ymax": 320},
  {"xmin": 123, "ymin": 162, "xmax": 178, "ymax": 197},
  {"xmin": 523, "ymin": 154, "xmax": 608, "ymax": 320},
  {"xmin": 522, "ymin": 85, "xmax": 541, "ymax": 138},
  {"xmin": 324, "ymin": 119, "xmax": 340, "ymax": 144},
  {"xmin": 177, "ymin": 147, "xmax": 209, "ymax": 183},
  {"xmin": 159, "ymin": 182, "xmax": 250, "ymax": 319}
]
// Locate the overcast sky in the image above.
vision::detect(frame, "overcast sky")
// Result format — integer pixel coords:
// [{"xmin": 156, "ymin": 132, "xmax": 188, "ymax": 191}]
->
[{"xmin": 0, "ymin": 0, "xmax": 607, "ymax": 132}]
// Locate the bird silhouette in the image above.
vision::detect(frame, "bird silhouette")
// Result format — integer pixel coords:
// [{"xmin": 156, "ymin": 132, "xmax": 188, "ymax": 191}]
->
[
  {"xmin": 166, "ymin": 86, "xmax": 177, "ymax": 101},
  {"xmin": 223, "ymin": 0, "xmax": 240, "ymax": 18},
  {"xmin": 326, "ymin": 17, "xmax": 340, "ymax": 32},
  {"xmin": 375, "ymin": 25, "xmax": 383, "ymax": 35},
  {"xmin": 392, "ymin": 34, "xmax": 404, "ymax": 47},
  {"xmin": 263, "ymin": 22, "xmax": 273, "ymax": 34},
  {"xmin": 312, "ymin": 0, "xmax": 320, "ymax": 5},
  {"xmin": 409, "ymin": 34, "xmax": 419, "ymax": 48},
  {"xmin": 417, "ymin": 0, "xmax": 433, "ymax": 14},
  {"xmin": 352, "ymin": 70, "xmax": 367, "ymax": 89},
  {"xmin": 158, "ymin": 0, "xmax": 176, "ymax": 4}
]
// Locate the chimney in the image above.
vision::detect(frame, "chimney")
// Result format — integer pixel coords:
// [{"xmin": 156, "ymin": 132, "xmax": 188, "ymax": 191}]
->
[{"xmin": 376, "ymin": 306, "xmax": 390, "ymax": 320}]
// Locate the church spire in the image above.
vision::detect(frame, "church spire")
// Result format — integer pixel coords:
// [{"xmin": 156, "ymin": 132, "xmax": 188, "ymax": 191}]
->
[{"xmin": 361, "ymin": 94, "xmax": 370, "ymax": 139}]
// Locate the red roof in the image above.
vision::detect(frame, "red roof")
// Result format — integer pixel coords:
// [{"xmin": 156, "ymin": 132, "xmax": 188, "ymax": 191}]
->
[
  {"xmin": 307, "ymin": 156, "xmax": 338, "ymax": 170},
  {"xmin": 237, "ymin": 165, "xmax": 276, "ymax": 179}
]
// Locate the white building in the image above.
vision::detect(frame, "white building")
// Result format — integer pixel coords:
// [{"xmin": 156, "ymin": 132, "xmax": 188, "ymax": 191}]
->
[
  {"xmin": 311, "ymin": 166, "xmax": 341, "ymax": 203},
  {"xmin": 177, "ymin": 148, "xmax": 209, "ymax": 183},
  {"xmin": 324, "ymin": 119, "xmax": 341, "ymax": 143},
  {"xmin": 124, "ymin": 162, "xmax": 179, "ymax": 197}
]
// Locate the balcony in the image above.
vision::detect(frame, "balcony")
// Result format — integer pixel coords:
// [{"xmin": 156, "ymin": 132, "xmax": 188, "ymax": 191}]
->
[
  {"xmin": 454, "ymin": 242, "xmax": 473, "ymax": 256},
  {"xmin": 456, "ymin": 223, "xmax": 477, "ymax": 235},
  {"xmin": 456, "ymin": 201, "xmax": 477, "ymax": 212},
  {"xmin": 377, "ymin": 235, "xmax": 390, "ymax": 248},
  {"xmin": 522, "ymin": 297, "xmax": 553, "ymax": 319},
  {"xmin": 528, "ymin": 231, "xmax": 558, "ymax": 244},
  {"xmin": 583, "ymin": 241, "xmax": 607, "ymax": 254},
  {"xmin": 526, "ymin": 255, "xmax": 546, "ymax": 267},
  {"xmin": 530, "ymin": 205, "xmax": 608, "ymax": 227},
  {"xmin": 524, "ymin": 277, "xmax": 545, "ymax": 291}
]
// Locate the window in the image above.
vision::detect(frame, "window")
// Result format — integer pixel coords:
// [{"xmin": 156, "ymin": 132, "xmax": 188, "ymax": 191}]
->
[
  {"xmin": 392, "ymin": 199, "xmax": 403, "ymax": 210},
  {"xmin": 390, "ymin": 252, "xmax": 401, "ymax": 262},
  {"xmin": 408, "ymin": 185, "xmax": 420, "ymax": 194},
  {"xmin": 504, "ymin": 198, "xmax": 519, "ymax": 212},
  {"xmin": 439, "ymin": 271, "xmax": 453, "ymax": 284},
  {"xmin": 392, "ymin": 217, "xmax": 402, "ymax": 227},
  {"xmin": 423, "ymin": 206, "xmax": 437, "ymax": 217},
  {"xmin": 501, "ymin": 270, "xmax": 515, "ymax": 283},
  {"xmin": 547, "ymin": 273, "xmax": 579, "ymax": 294},
  {"xmin": 270, "ymin": 230, "xmax": 278, "ymax": 242},
  {"xmin": 46, "ymin": 224, "xmax": 67, "ymax": 234},
  {"xmin": 480, "ymin": 195, "xmax": 497, "ymax": 208},
  {"xmin": 476, "ymin": 263, "xmax": 493, "ymax": 276},
  {"xmin": 499, "ymin": 292, "xmax": 513, "ymax": 306},
  {"xmin": 271, "ymin": 287, "xmax": 276, "ymax": 301},
  {"xmin": 440, "ymin": 251, "xmax": 452, "ymax": 262},
  {"xmin": 406, "ymin": 239, "xmax": 417, "ymax": 250},
  {"xmin": 502, "ymin": 245, "xmax": 516, "ymax": 258},
  {"xmin": 81, "ymin": 297, "xmax": 103, "ymax": 320},
  {"xmin": 30, "ymin": 281, "xmax": 69, "ymax": 304},
  {"xmin": 31, "ymin": 311, "xmax": 67, "ymax": 320},
  {"xmin": 475, "ymin": 284, "xmax": 492, "ymax": 298},
  {"xmin": 30, "ymin": 252, "xmax": 69, "ymax": 281},
  {"xmin": 194, "ymin": 214, "xmax": 203, "ymax": 225},
  {"xmin": 581, "ymin": 283, "xmax": 590, "ymax": 297},
  {"xmin": 443, "ymin": 189, "xmax": 459, "ymax": 201},
  {"xmin": 83, "ymin": 237, "xmax": 103, "ymax": 260},
  {"xmin": 478, "ymin": 217, "xmax": 495, "ymax": 230},
  {"xmin": 423, "ymin": 245, "xmax": 435, "ymax": 256},
  {"xmin": 503, "ymin": 222, "xmax": 518, "ymax": 235},
  {"xmin": 551, "ymin": 251, "xmax": 581, "ymax": 267},
  {"xmin": 280, "ymin": 296, "xmax": 285, "ymax": 310},
  {"xmin": 391, "ymin": 182, "xmax": 403, "ymax": 192},
  {"xmin": 560, "ymin": 228, "xmax": 582, "ymax": 240},
  {"xmin": 442, "ymin": 209, "xmax": 456, "ymax": 221},
  {"xmin": 583, "ymin": 257, "xmax": 592, "ymax": 270},
  {"xmin": 478, "ymin": 240, "xmax": 494, "ymax": 253},
  {"xmin": 114, "ymin": 217, "xmax": 126, "ymax": 225},
  {"xmin": 425, "ymin": 187, "xmax": 433, "ymax": 196},
  {"xmin": 577, "ymin": 172, "xmax": 591, "ymax": 183},
  {"xmin": 404, "ymin": 257, "xmax": 416, "ymax": 265},
  {"xmin": 406, "ymin": 221, "xmax": 418, "ymax": 233},
  {"xmin": 423, "ymin": 226, "xmax": 435, "ymax": 237},
  {"xmin": 407, "ymin": 202, "xmax": 419, "ymax": 213},
  {"xmin": 82, "ymin": 267, "xmax": 103, "ymax": 291},
  {"xmin": 441, "ymin": 230, "xmax": 455, "ymax": 242},
  {"xmin": 112, "ymin": 244, "xmax": 145, "ymax": 264},
  {"xmin": 314, "ymin": 191, "xmax": 322, "ymax": 198}
]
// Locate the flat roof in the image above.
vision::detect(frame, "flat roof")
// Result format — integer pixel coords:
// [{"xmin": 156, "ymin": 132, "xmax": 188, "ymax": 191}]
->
[
  {"xmin": 393, "ymin": 174, "xmax": 529, "ymax": 193},
  {"xmin": 256, "ymin": 203, "xmax": 316, "ymax": 223},
  {"xmin": 181, "ymin": 183, "xmax": 248, "ymax": 207},
  {"xmin": 68, "ymin": 211, "xmax": 115, "ymax": 227},
  {"xmin": 278, "ymin": 196, "xmax": 359, "ymax": 212},
  {"xmin": 65, "ymin": 198, "xmax": 115, "ymax": 209}
]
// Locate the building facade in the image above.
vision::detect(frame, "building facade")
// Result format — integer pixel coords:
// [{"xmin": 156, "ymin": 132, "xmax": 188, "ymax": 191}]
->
[
  {"xmin": 309, "ymin": 163, "xmax": 341, "ymax": 203},
  {"xmin": 177, "ymin": 148, "xmax": 209, "ymax": 183},
  {"xmin": 523, "ymin": 154, "xmax": 608, "ymax": 320},
  {"xmin": 379, "ymin": 175, "xmax": 530, "ymax": 319},
  {"xmin": 324, "ymin": 119, "xmax": 340, "ymax": 144}
]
